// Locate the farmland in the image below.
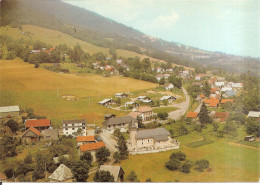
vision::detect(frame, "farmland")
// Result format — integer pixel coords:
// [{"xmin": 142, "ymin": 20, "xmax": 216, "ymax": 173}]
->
[{"xmin": 0, "ymin": 59, "xmax": 157, "ymax": 126}]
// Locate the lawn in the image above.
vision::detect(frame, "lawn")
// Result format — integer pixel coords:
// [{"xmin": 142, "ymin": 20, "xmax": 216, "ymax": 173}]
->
[
  {"xmin": 0, "ymin": 59, "xmax": 157, "ymax": 126},
  {"xmin": 236, "ymin": 140, "xmax": 260, "ymax": 148},
  {"xmin": 153, "ymin": 107, "xmax": 178, "ymax": 114}
]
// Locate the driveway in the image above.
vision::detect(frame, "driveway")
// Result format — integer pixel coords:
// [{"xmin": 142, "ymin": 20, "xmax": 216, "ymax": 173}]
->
[
  {"xmin": 168, "ymin": 87, "xmax": 190, "ymax": 120},
  {"xmin": 100, "ymin": 132, "xmax": 117, "ymax": 153}
]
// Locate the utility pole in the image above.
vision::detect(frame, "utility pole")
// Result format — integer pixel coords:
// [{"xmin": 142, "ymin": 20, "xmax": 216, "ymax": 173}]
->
[{"xmin": 89, "ymin": 96, "xmax": 90, "ymax": 107}]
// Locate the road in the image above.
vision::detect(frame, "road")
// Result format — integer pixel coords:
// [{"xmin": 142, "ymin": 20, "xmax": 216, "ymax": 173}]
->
[
  {"xmin": 100, "ymin": 132, "xmax": 117, "ymax": 153},
  {"xmin": 168, "ymin": 87, "xmax": 190, "ymax": 121}
]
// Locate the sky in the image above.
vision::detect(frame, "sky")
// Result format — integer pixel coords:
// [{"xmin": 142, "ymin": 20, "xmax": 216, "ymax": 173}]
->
[{"xmin": 65, "ymin": 0, "xmax": 260, "ymax": 58}]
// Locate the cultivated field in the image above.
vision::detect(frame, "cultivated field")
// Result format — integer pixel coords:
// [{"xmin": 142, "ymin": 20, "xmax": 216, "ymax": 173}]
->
[{"xmin": 0, "ymin": 59, "xmax": 157, "ymax": 126}]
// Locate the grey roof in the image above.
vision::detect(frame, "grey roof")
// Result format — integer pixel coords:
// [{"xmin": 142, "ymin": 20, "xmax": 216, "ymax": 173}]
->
[
  {"xmin": 0, "ymin": 106, "xmax": 20, "ymax": 113},
  {"xmin": 103, "ymin": 116, "xmax": 137, "ymax": 126},
  {"xmin": 247, "ymin": 111, "xmax": 260, "ymax": 118},
  {"xmin": 104, "ymin": 114, "xmax": 116, "ymax": 118},
  {"xmin": 41, "ymin": 129, "xmax": 59, "ymax": 141},
  {"xmin": 63, "ymin": 119, "xmax": 86, "ymax": 125},
  {"xmin": 99, "ymin": 98, "xmax": 113, "ymax": 104},
  {"xmin": 99, "ymin": 165, "xmax": 124, "ymax": 182},
  {"xmin": 225, "ymin": 90, "xmax": 236, "ymax": 97},
  {"xmin": 136, "ymin": 128, "xmax": 170, "ymax": 141},
  {"xmin": 48, "ymin": 164, "xmax": 73, "ymax": 182}
]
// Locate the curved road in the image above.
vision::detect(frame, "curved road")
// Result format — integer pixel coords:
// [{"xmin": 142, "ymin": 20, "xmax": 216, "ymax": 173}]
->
[{"xmin": 168, "ymin": 87, "xmax": 190, "ymax": 120}]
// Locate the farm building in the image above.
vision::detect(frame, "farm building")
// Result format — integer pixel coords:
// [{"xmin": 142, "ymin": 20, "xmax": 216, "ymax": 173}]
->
[
  {"xmin": 115, "ymin": 93, "xmax": 128, "ymax": 98},
  {"xmin": 160, "ymin": 95, "xmax": 176, "ymax": 102},
  {"xmin": 21, "ymin": 127, "xmax": 41, "ymax": 144},
  {"xmin": 49, "ymin": 164, "xmax": 73, "ymax": 182},
  {"xmin": 215, "ymin": 82, "xmax": 225, "ymax": 87},
  {"xmin": 104, "ymin": 114, "xmax": 116, "ymax": 120},
  {"xmin": 76, "ymin": 136, "xmax": 95, "ymax": 146},
  {"xmin": 137, "ymin": 96, "xmax": 151, "ymax": 102},
  {"xmin": 40, "ymin": 129, "xmax": 59, "ymax": 141},
  {"xmin": 164, "ymin": 83, "xmax": 174, "ymax": 90},
  {"xmin": 25, "ymin": 119, "xmax": 51, "ymax": 131},
  {"xmin": 244, "ymin": 136, "xmax": 256, "ymax": 142},
  {"xmin": 62, "ymin": 119, "xmax": 86, "ymax": 136},
  {"xmin": 125, "ymin": 102, "xmax": 139, "ymax": 108},
  {"xmin": 0, "ymin": 105, "xmax": 20, "ymax": 118},
  {"xmin": 247, "ymin": 111, "xmax": 260, "ymax": 119},
  {"xmin": 130, "ymin": 127, "xmax": 179, "ymax": 152},
  {"xmin": 99, "ymin": 98, "xmax": 116, "ymax": 106},
  {"xmin": 79, "ymin": 142, "xmax": 106, "ymax": 161},
  {"xmin": 103, "ymin": 116, "xmax": 137, "ymax": 133},
  {"xmin": 99, "ymin": 165, "xmax": 125, "ymax": 182}
]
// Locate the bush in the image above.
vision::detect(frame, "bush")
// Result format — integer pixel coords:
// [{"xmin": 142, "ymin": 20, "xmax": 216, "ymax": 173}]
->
[
  {"xmin": 94, "ymin": 170, "xmax": 114, "ymax": 182},
  {"xmin": 194, "ymin": 160, "xmax": 209, "ymax": 172},
  {"xmin": 127, "ymin": 171, "xmax": 138, "ymax": 182},
  {"xmin": 181, "ymin": 161, "xmax": 192, "ymax": 173},
  {"xmin": 165, "ymin": 159, "xmax": 181, "ymax": 171},
  {"xmin": 4, "ymin": 168, "xmax": 15, "ymax": 179},
  {"xmin": 146, "ymin": 178, "xmax": 152, "ymax": 182},
  {"xmin": 170, "ymin": 151, "xmax": 186, "ymax": 161}
]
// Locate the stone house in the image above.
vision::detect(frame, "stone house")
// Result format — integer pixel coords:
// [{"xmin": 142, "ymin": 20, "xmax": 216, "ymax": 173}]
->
[
  {"xmin": 99, "ymin": 165, "xmax": 125, "ymax": 182},
  {"xmin": 62, "ymin": 119, "xmax": 86, "ymax": 136},
  {"xmin": 21, "ymin": 127, "xmax": 41, "ymax": 144},
  {"xmin": 79, "ymin": 142, "xmax": 105, "ymax": 161},
  {"xmin": 48, "ymin": 164, "xmax": 73, "ymax": 182},
  {"xmin": 76, "ymin": 136, "xmax": 95, "ymax": 146},
  {"xmin": 102, "ymin": 116, "xmax": 137, "ymax": 133}
]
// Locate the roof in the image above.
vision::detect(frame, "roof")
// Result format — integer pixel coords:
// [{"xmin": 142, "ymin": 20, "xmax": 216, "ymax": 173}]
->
[
  {"xmin": 41, "ymin": 129, "xmax": 59, "ymax": 140},
  {"xmin": 214, "ymin": 112, "xmax": 229, "ymax": 118},
  {"xmin": 137, "ymin": 106, "xmax": 152, "ymax": 112},
  {"xmin": 26, "ymin": 119, "xmax": 50, "ymax": 128},
  {"xmin": 221, "ymin": 87, "xmax": 233, "ymax": 92},
  {"xmin": 136, "ymin": 128, "xmax": 170, "ymax": 141},
  {"xmin": 186, "ymin": 112, "xmax": 199, "ymax": 118},
  {"xmin": 128, "ymin": 111, "xmax": 142, "ymax": 119},
  {"xmin": 22, "ymin": 127, "xmax": 41, "ymax": 137},
  {"xmin": 0, "ymin": 105, "xmax": 20, "ymax": 113},
  {"xmin": 62, "ymin": 119, "xmax": 86, "ymax": 125},
  {"xmin": 225, "ymin": 90, "xmax": 236, "ymax": 97},
  {"xmin": 103, "ymin": 116, "xmax": 137, "ymax": 126},
  {"xmin": 210, "ymin": 88, "xmax": 218, "ymax": 93},
  {"xmin": 104, "ymin": 114, "xmax": 116, "ymax": 118},
  {"xmin": 164, "ymin": 83, "xmax": 174, "ymax": 87},
  {"xmin": 48, "ymin": 164, "xmax": 73, "ymax": 182},
  {"xmin": 137, "ymin": 96, "xmax": 147, "ymax": 99},
  {"xmin": 209, "ymin": 99, "xmax": 219, "ymax": 107},
  {"xmin": 160, "ymin": 95, "xmax": 174, "ymax": 101},
  {"xmin": 79, "ymin": 142, "xmax": 105, "ymax": 152},
  {"xmin": 247, "ymin": 111, "xmax": 260, "ymax": 118},
  {"xmin": 99, "ymin": 165, "xmax": 124, "ymax": 182},
  {"xmin": 0, "ymin": 172, "xmax": 7, "ymax": 180},
  {"xmin": 115, "ymin": 93, "xmax": 126, "ymax": 96},
  {"xmin": 221, "ymin": 99, "xmax": 234, "ymax": 104},
  {"xmin": 99, "ymin": 98, "xmax": 113, "ymax": 104},
  {"xmin": 76, "ymin": 136, "xmax": 95, "ymax": 142},
  {"xmin": 199, "ymin": 94, "xmax": 205, "ymax": 98}
]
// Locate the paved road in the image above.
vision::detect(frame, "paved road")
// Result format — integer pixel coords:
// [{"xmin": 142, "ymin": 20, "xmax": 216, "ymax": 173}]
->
[
  {"xmin": 168, "ymin": 87, "xmax": 190, "ymax": 121},
  {"xmin": 100, "ymin": 132, "xmax": 117, "ymax": 153}
]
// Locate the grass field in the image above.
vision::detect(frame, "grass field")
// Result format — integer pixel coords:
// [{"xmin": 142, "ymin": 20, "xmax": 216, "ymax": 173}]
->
[
  {"xmin": 153, "ymin": 107, "xmax": 179, "ymax": 114},
  {"xmin": 0, "ymin": 59, "xmax": 157, "ymax": 126},
  {"xmin": 236, "ymin": 140, "xmax": 260, "ymax": 148},
  {"xmin": 119, "ymin": 126, "xmax": 260, "ymax": 182}
]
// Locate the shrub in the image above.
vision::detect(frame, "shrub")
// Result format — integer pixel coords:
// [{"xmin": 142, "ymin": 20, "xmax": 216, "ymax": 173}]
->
[
  {"xmin": 170, "ymin": 151, "xmax": 186, "ymax": 161},
  {"xmin": 194, "ymin": 160, "xmax": 209, "ymax": 172},
  {"xmin": 127, "ymin": 171, "xmax": 138, "ymax": 182},
  {"xmin": 181, "ymin": 161, "xmax": 192, "ymax": 173},
  {"xmin": 165, "ymin": 159, "xmax": 181, "ymax": 171}
]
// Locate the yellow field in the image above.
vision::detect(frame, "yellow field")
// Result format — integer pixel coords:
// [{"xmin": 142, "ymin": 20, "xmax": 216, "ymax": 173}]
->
[
  {"xmin": 0, "ymin": 59, "xmax": 156, "ymax": 126},
  {"xmin": 0, "ymin": 25, "xmax": 193, "ymax": 70}
]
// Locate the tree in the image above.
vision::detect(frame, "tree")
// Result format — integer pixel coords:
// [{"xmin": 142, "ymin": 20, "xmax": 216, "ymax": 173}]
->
[
  {"xmin": 24, "ymin": 153, "xmax": 33, "ymax": 164},
  {"xmin": 181, "ymin": 161, "xmax": 192, "ymax": 173},
  {"xmin": 94, "ymin": 170, "xmax": 115, "ymax": 182},
  {"xmin": 165, "ymin": 159, "xmax": 181, "ymax": 171},
  {"xmin": 245, "ymin": 118, "xmax": 260, "ymax": 137},
  {"xmin": 5, "ymin": 119, "xmax": 19, "ymax": 133},
  {"xmin": 4, "ymin": 168, "xmax": 15, "ymax": 179},
  {"xmin": 194, "ymin": 160, "xmax": 209, "ymax": 172},
  {"xmin": 159, "ymin": 77, "xmax": 166, "ymax": 85},
  {"xmin": 212, "ymin": 123, "xmax": 219, "ymax": 132},
  {"xmin": 126, "ymin": 171, "xmax": 138, "ymax": 182},
  {"xmin": 202, "ymin": 81, "xmax": 211, "ymax": 97},
  {"xmin": 95, "ymin": 147, "xmax": 110, "ymax": 165},
  {"xmin": 158, "ymin": 112, "xmax": 168, "ymax": 120},
  {"xmin": 117, "ymin": 134, "xmax": 128, "ymax": 160},
  {"xmin": 113, "ymin": 152, "xmax": 121, "ymax": 163},
  {"xmin": 137, "ymin": 117, "xmax": 145, "ymax": 128},
  {"xmin": 80, "ymin": 151, "xmax": 93, "ymax": 166},
  {"xmin": 0, "ymin": 136, "xmax": 17, "ymax": 159},
  {"xmin": 177, "ymin": 124, "xmax": 188, "ymax": 136},
  {"xmin": 198, "ymin": 102, "xmax": 212, "ymax": 125},
  {"xmin": 170, "ymin": 151, "xmax": 186, "ymax": 161},
  {"xmin": 16, "ymin": 163, "xmax": 29, "ymax": 176},
  {"xmin": 71, "ymin": 160, "xmax": 89, "ymax": 182}
]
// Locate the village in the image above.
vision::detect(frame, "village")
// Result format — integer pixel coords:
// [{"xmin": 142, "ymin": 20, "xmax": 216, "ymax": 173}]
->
[{"xmin": 0, "ymin": 58, "xmax": 259, "ymax": 182}]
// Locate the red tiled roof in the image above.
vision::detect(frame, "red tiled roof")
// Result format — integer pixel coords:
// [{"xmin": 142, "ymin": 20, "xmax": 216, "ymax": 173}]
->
[
  {"xmin": 209, "ymin": 99, "xmax": 219, "ymax": 107},
  {"xmin": 204, "ymin": 98, "xmax": 211, "ymax": 104},
  {"xmin": 214, "ymin": 112, "xmax": 229, "ymax": 118},
  {"xmin": 77, "ymin": 136, "xmax": 95, "ymax": 142},
  {"xmin": 26, "ymin": 119, "xmax": 50, "ymax": 128},
  {"xmin": 221, "ymin": 99, "xmax": 234, "ymax": 104},
  {"xmin": 211, "ymin": 88, "xmax": 218, "ymax": 93},
  {"xmin": 80, "ymin": 142, "xmax": 105, "ymax": 152},
  {"xmin": 199, "ymin": 94, "xmax": 205, "ymax": 98},
  {"xmin": 22, "ymin": 127, "xmax": 41, "ymax": 137},
  {"xmin": 186, "ymin": 112, "xmax": 199, "ymax": 118}
]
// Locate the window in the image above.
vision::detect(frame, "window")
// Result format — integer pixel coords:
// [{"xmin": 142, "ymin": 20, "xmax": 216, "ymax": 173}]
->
[
  {"xmin": 72, "ymin": 128, "xmax": 75, "ymax": 130},
  {"xmin": 65, "ymin": 124, "xmax": 67, "ymax": 126},
  {"xmin": 82, "ymin": 123, "xmax": 85, "ymax": 126},
  {"xmin": 148, "ymin": 139, "xmax": 149, "ymax": 142},
  {"xmin": 142, "ymin": 142, "xmax": 143, "ymax": 145},
  {"xmin": 72, "ymin": 124, "xmax": 74, "ymax": 126},
  {"xmin": 65, "ymin": 128, "xmax": 68, "ymax": 130},
  {"xmin": 82, "ymin": 127, "xmax": 85, "ymax": 129}
]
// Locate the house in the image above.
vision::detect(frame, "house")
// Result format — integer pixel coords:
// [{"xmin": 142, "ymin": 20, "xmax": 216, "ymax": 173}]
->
[
  {"xmin": 99, "ymin": 98, "xmax": 116, "ymax": 106},
  {"xmin": 105, "ymin": 65, "xmax": 114, "ymax": 71},
  {"xmin": 156, "ymin": 74, "xmax": 164, "ymax": 81},
  {"xmin": 0, "ymin": 172, "xmax": 7, "ymax": 182},
  {"xmin": 25, "ymin": 119, "xmax": 51, "ymax": 131},
  {"xmin": 247, "ymin": 111, "xmax": 260, "ymax": 119},
  {"xmin": 166, "ymin": 68, "xmax": 173, "ymax": 73},
  {"xmin": 186, "ymin": 112, "xmax": 199, "ymax": 119},
  {"xmin": 115, "ymin": 93, "xmax": 128, "ymax": 98},
  {"xmin": 164, "ymin": 83, "xmax": 174, "ymax": 90},
  {"xmin": 79, "ymin": 142, "xmax": 106, "ymax": 161},
  {"xmin": 215, "ymin": 82, "xmax": 225, "ymax": 87},
  {"xmin": 221, "ymin": 86, "xmax": 233, "ymax": 92},
  {"xmin": 220, "ymin": 99, "xmax": 234, "ymax": 104},
  {"xmin": 102, "ymin": 116, "xmax": 138, "ymax": 133},
  {"xmin": 116, "ymin": 59, "xmax": 123, "ymax": 64},
  {"xmin": 125, "ymin": 102, "xmax": 139, "ymax": 108},
  {"xmin": 76, "ymin": 136, "xmax": 95, "ymax": 146},
  {"xmin": 49, "ymin": 164, "xmax": 73, "ymax": 182},
  {"xmin": 224, "ymin": 90, "xmax": 237, "ymax": 97},
  {"xmin": 156, "ymin": 67, "xmax": 163, "ymax": 73},
  {"xmin": 244, "ymin": 135, "xmax": 256, "ymax": 142},
  {"xmin": 128, "ymin": 111, "xmax": 143, "ymax": 120},
  {"xmin": 0, "ymin": 105, "xmax": 20, "ymax": 118},
  {"xmin": 164, "ymin": 74, "xmax": 171, "ymax": 79},
  {"xmin": 21, "ymin": 127, "xmax": 41, "ymax": 144},
  {"xmin": 210, "ymin": 94, "xmax": 221, "ymax": 99},
  {"xmin": 130, "ymin": 127, "xmax": 179, "ymax": 152},
  {"xmin": 30, "ymin": 50, "xmax": 41, "ymax": 54},
  {"xmin": 99, "ymin": 165, "xmax": 125, "ymax": 182},
  {"xmin": 204, "ymin": 98, "xmax": 219, "ymax": 107},
  {"xmin": 136, "ymin": 107, "xmax": 153, "ymax": 122},
  {"xmin": 217, "ymin": 77, "xmax": 225, "ymax": 81},
  {"xmin": 62, "ymin": 119, "xmax": 86, "ymax": 136},
  {"xmin": 40, "ymin": 129, "xmax": 59, "ymax": 141},
  {"xmin": 104, "ymin": 114, "xmax": 116, "ymax": 120},
  {"xmin": 231, "ymin": 82, "xmax": 243, "ymax": 89},
  {"xmin": 141, "ymin": 99, "xmax": 153, "ymax": 104},
  {"xmin": 208, "ymin": 77, "xmax": 217, "ymax": 85},
  {"xmin": 160, "ymin": 95, "xmax": 176, "ymax": 102},
  {"xmin": 137, "ymin": 96, "xmax": 151, "ymax": 102},
  {"xmin": 195, "ymin": 74, "xmax": 205, "ymax": 81},
  {"xmin": 197, "ymin": 94, "xmax": 205, "ymax": 103},
  {"xmin": 214, "ymin": 112, "xmax": 229, "ymax": 122},
  {"xmin": 210, "ymin": 88, "xmax": 219, "ymax": 93}
]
